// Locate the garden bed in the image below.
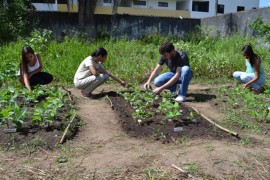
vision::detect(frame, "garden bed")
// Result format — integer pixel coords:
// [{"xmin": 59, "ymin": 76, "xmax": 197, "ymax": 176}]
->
[
  {"xmin": 107, "ymin": 90, "xmax": 239, "ymax": 143},
  {"xmin": 0, "ymin": 86, "xmax": 80, "ymax": 149}
]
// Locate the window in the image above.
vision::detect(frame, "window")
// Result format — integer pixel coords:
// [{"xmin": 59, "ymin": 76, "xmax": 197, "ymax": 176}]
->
[
  {"xmin": 103, "ymin": 0, "xmax": 112, "ymax": 3},
  {"xmin": 134, "ymin": 1, "xmax": 146, "ymax": 6},
  {"xmin": 237, "ymin": 6, "xmax": 245, "ymax": 11},
  {"xmin": 31, "ymin": 0, "xmax": 55, "ymax": 3},
  {"xmin": 192, "ymin": 1, "xmax": 209, "ymax": 12},
  {"xmin": 217, "ymin": 4, "xmax": 224, "ymax": 14},
  {"xmin": 158, "ymin": 2, "xmax": 168, "ymax": 7},
  {"xmin": 58, "ymin": 0, "xmax": 67, "ymax": 4}
]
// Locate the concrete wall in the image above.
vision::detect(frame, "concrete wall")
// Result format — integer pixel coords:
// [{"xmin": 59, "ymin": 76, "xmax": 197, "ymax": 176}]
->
[
  {"xmin": 33, "ymin": 12, "xmax": 199, "ymax": 39},
  {"xmin": 33, "ymin": 7, "xmax": 269, "ymax": 40},
  {"xmin": 201, "ymin": 7, "xmax": 270, "ymax": 37}
]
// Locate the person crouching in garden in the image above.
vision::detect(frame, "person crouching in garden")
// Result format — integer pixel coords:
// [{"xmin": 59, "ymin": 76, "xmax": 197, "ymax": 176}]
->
[
  {"xmin": 143, "ymin": 42, "xmax": 192, "ymax": 102},
  {"xmin": 233, "ymin": 45, "xmax": 266, "ymax": 94},
  {"xmin": 74, "ymin": 47, "xmax": 126, "ymax": 98},
  {"xmin": 18, "ymin": 46, "xmax": 53, "ymax": 91}
]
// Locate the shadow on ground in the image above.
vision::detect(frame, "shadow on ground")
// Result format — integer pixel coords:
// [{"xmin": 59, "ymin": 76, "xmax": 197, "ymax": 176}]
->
[{"xmin": 187, "ymin": 93, "xmax": 216, "ymax": 102}]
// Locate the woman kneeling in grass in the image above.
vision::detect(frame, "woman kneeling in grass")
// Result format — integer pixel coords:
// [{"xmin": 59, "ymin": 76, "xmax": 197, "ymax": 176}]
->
[
  {"xmin": 19, "ymin": 46, "xmax": 53, "ymax": 91},
  {"xmin": 233, "ymin": 45, "xmax": 266, "ymax": 94},
  {"xmin": 74, "ymin": 48, "xmax": 126, "ymax": 98}
]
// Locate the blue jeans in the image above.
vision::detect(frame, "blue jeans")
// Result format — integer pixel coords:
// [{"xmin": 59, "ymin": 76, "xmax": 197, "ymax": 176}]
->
[
  {"xmin": 233, "ymin": 71, "xmax": 265, "ymax": 90},
  {"xmin": 154, "ymin": 66, "xmax": 192, "ymax": 96}
]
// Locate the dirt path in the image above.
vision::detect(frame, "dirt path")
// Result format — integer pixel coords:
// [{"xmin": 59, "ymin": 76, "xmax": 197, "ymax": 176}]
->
[{"xmin": 0, "ymin": 84, "xmax": 269, "ymax": 179}]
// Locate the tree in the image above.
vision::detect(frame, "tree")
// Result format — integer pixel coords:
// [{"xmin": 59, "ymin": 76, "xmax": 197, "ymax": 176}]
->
[
  {"xmin": 0, "ymin": 0, "xmax": 35, "ymax": 44},
  {"xmin": 76, "ymin": 0, "xmax": 138, "ymax": 39},
  {"xmin": 78, "ymin": 0, "xmax": 97, "ymax": 36}
]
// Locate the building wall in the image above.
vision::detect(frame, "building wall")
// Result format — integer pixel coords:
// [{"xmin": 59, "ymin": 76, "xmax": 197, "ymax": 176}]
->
[
  {"xmin": 201, "ymin": 7, "xmax": 270, "ymax": 37},
  {"xmin": 190, "ymin": 0, "xmax": 260, "ymax": 19},
  {"xmin": 219, "ymin": 0, "xmax": 259, "ymax": 13},
  {"xmin": 32, "ymin": 2, "xmax": 57, "ymax": 11},
  {"xmin": 57, "ymin": 1, "xmax": 190, "ymax": 18},
  {"xmin": 32, "ymin": 12, "xmax": 199, "ymax": 39},
  {"xmin": 31, "ymin": 7, "xmax": 270, "ymax": 40},
  {"xmin": 147, "ymin": 0, "xmax": 177, "ymax": 10},
  {"xmin": 32, "ymin": 0, "xmax": 260, "ymax": 19}
]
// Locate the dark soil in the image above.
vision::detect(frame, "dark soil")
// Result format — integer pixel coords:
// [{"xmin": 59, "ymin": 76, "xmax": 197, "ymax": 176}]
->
[
  {"xmin": 0, "ymin": 93, "xmax": 80, "ymax": 149},
  {"xmin": 107, "ymin": 92, "xmax": 239, "ymax": 143}
]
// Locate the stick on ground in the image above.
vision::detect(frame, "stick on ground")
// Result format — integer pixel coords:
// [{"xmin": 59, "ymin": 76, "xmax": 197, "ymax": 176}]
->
[
  {"xmin": 106, "ymin": 95, "xmax": 114, "ymax": 110},
  {"xmin": 60, "ymin": 114, "xmax": 76, "ymax": 144},
  {"xmin": 191, "ymin": 106, "xmax": 239, "ymax": 138}
]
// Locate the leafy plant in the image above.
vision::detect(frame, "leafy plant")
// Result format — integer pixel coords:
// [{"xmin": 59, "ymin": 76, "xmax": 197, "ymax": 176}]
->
[
  {"xmin": 26, "ymin": 29, "xmax": 53, "ymax": 51},
  {"xmin": 158, "ymin": 98, "xmax": 182, "ymax": 119},
  {"xmin": 56, "ymin": 156, "xmax": 68, "ymax": 164},
  {"xmin": 250, "ymin": 16, "xmax": 270, "ymax": 41},
  {"xmin": 0, "ymin": 0, "xmax": 35, "ymax": 44}
]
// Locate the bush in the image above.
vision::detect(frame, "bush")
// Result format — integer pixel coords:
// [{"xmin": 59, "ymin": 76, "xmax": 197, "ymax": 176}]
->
[{"xmin": 0, "ymin": 0, "xmax": 36, "ymax": 44}]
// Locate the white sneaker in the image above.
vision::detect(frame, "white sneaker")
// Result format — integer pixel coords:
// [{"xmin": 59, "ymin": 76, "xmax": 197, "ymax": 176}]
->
[{"xmin": 175, "ymin": 95, "xmax": 186, "ymax": 102}]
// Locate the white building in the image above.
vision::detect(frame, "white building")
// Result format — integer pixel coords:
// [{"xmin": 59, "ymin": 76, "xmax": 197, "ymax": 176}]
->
[{"xmin": 31, "ymin": 0, "xmax": 260, "ymax": 19}]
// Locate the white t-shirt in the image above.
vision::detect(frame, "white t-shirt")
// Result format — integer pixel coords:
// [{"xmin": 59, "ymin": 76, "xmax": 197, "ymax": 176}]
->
[{"xmin": 74, "ymin": 56, "xmax": 102, "ymax": 83}]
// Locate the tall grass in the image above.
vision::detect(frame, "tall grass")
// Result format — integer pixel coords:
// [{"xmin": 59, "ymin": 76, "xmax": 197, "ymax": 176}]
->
[{"xmin": 1, "ymin": 33, "xmax": 269, "ymax": 86}]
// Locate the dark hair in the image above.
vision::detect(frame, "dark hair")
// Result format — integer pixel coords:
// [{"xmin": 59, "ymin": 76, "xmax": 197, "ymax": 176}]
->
[
  {"xmin": 91, "ymin": 48, "xmax": 107, "ymax": 57},
  {"xmin": 242, "ymin": 45, "xmax": 258, "ymax": 67},
  {"xmin": 20, "ymin": 46, "xmax": 35, "ymax": 84},
  {"xmin": 159, "ymin": 42, "xmax": 174, "ymax": 55}
]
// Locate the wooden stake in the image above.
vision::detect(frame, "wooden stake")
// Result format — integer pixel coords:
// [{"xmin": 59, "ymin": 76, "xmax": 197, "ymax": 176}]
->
[
  {"xmin": 106, "ymin": 95, "xmax": 114, "ymax": 109},
  {"xmin": 191, "ymin": 106, "xmax": 239, "ymax": 138},
  {"xmin": 171, "ymin": 164, "xmax": 197, "ymax": 179},
  {"xmin": 60, "ymin": 114, "xmax": 76, "ymax": 144},
  {"xmin": 61, "ymin": 86, "xmax": 73, "ymax": 101}
]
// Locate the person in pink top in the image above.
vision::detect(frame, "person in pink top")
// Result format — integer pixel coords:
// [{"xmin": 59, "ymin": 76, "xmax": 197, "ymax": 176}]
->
[{"xmin": 18, "ymin": 46, "xmax": 53, "ymax": 91}]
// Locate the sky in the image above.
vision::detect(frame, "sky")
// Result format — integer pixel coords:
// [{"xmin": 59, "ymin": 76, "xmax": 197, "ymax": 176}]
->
[{"xmin": 260, "ymin": 0, "xmax": 270, "ymax": 7}]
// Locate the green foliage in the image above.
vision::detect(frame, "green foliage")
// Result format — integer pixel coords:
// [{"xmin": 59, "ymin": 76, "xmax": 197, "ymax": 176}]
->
[
  {"xmin": 250, "ymin": 16, "xmax": 270, "ymax": 41},
  {"xmin": 56, "ymin": 156, "xmax": 68, "ymax": 164},
  {"xmin": 0, "ymin": 0, "xmax": 36, "ymax": 44},
  {"xmin": 144, "ymin": 167, "xmax": 168, "ymax": 179},
  {"xmin": 217, "ymin": 84, "xmax": 270, "ymax": 133},
  {"xmin": 187, "ymin": 163, "xmax": 200, "ymax": 173},
  {"xmin": 0, "ymin": 85, "xmax": 70, "ymax": 129},
  {"xmin": 2, "ymin": 33, "xmax": 269, "ymax": 85},
  {"xmin": 122, "ymin": 86, "xmax": 181, "ymax": 121},
  {"xmin": 1, "ymin": 33, "xmax": 270, "ymax": 135},
  {"xmin": 158, "ymin": 98, "xmax": 182, "ymax": 119},
  {"xmin": 26, "ymin": 29, "xmax": 54, "ymax": 52}
]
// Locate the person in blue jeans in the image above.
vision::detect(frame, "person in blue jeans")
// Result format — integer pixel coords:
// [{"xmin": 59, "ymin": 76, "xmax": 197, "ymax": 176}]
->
[
  {"xmin": 144, "ymin": 42, "xmax": 192, "ymax": 102},
  {"xmin": 233, "ymin": 45, "xmax": 266, "ymax": 94}
]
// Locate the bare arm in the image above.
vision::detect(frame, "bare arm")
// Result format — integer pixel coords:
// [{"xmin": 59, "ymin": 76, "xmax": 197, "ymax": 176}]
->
[
  {"xmin": 28, "ymin": 53, "xmax": 43, "ymax": 78},
  {"xmin": 243, "ymin": 58, "xmax": 261, "ymax": 88},
  {"xmin": 153, "ymin": 66, "xmax": 181, "ymax": 94},
  {"xmin": 22, "ymin": 71, "xmax": 32, "ymax": 91},
  {"xmin": 143, "ymin": 64, "xmax": 162, "ymax": 89},
  {"xmin": 96, "ymin": 66, "xmax": 125, "ymax": 86}
]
